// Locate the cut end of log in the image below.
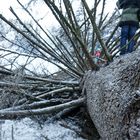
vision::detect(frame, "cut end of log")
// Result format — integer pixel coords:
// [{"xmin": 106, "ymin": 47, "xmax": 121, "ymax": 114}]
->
[{"xmin": 85, "ymin": 49, "xmax": 140, "ymax": 139}]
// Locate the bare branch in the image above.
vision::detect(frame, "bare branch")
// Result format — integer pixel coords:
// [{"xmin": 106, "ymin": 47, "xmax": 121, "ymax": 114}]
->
[
  {"xmin": 0, "ymin": 98, "xmax": 85, "ymax": 119},
  {"xmin": 81, "ymin": 0, "xmax": 112, "ymax": 62}
]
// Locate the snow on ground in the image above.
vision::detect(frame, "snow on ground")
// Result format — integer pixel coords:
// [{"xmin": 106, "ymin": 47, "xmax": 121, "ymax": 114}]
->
[{"xmin": 0, "ymin": 118, "xmax": 85, "ymax": 140}]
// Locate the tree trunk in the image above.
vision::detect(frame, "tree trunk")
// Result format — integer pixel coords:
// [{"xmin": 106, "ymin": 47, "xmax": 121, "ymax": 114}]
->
[{"xmin": 85, "ymin": 50, "xmax": 140, "ymax": 139}]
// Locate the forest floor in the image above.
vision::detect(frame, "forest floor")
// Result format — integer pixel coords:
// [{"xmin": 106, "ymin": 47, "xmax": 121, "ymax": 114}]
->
[{"xmin": 0, "ymin": 106, "xmax": 100, "ymax": 140}]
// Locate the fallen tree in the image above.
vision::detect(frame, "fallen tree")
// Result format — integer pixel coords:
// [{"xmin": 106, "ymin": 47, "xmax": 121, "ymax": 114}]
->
[
  {"xmin": 85, "ymin": 49, "xmax": 140, "ymax": 139},
  {"xmin": 0, "ymin": 0, "xmax": 117, "ymax": 120},
  {"xmin": 1, "ymin": 0, "xmax": 140, "ymax": 139}
]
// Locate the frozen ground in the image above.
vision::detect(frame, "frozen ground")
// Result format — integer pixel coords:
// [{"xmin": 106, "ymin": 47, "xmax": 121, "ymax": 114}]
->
[{"xmin": 0, "ymin": 118, "xmax": 86, "ymax": 140}]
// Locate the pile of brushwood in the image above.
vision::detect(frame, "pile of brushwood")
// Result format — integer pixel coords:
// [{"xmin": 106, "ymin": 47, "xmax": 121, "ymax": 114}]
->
[
  {"xmin": 0, "ymin": 68, "xmax": 100, "ymax": 139},
  {"xmin": 0, "ymin": 69, "xmax": 84, "ymax": 119}
]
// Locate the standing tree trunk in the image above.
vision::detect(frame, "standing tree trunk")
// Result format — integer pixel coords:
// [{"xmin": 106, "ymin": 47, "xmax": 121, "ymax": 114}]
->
[{"xmin": 85, "ymin": 49, "xmax": 140, "ymax": 139}]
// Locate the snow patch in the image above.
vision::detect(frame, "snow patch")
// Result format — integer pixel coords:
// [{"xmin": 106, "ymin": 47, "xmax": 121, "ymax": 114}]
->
[{"xmin": 0, "ymin": 118, "xmax": 85, "ymax": 140}]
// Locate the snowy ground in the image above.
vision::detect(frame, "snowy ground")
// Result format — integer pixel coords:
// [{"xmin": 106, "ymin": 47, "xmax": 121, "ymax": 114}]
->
[{"xmin": 0, "ymin": 118, "xmax": 86, "ymax": 140}]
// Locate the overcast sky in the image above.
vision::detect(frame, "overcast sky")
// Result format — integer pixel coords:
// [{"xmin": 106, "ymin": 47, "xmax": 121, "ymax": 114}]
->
[
  {"xmin": 0, "ymin": 0, "xmax": 117, "ymax": 24},
  {"xmin": 0, "ymin": 0, "xmax": 118, "ymax": 32},
  {"xmin": 0, "ymin": 0, "xmax": 117, "ymax": 12}
]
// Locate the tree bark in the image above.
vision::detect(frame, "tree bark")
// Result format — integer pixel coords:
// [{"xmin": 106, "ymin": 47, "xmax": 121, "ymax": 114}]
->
[{"xmin": 85, "ymin": 50, "xmax": 140, "ymax": 139}]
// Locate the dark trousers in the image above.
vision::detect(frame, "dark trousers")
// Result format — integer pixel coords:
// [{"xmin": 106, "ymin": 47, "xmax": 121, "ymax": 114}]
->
[{"xmin": 120, "ymin": 25, "xmax": 138, "ymax": 55}]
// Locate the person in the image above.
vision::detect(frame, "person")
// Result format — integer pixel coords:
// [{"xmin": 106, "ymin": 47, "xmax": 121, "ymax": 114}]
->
[
  {"xmin": 116, "ymin": 0, "xmax": 140, "ymax": 55},
  {"xmin": 94, "ymin": 45, "xmax": 102, "ymax": 65}
]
